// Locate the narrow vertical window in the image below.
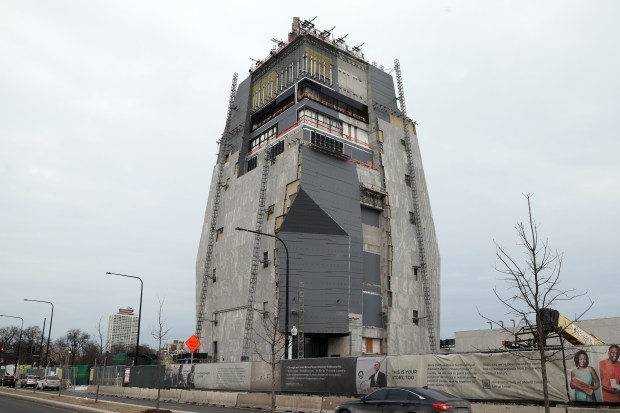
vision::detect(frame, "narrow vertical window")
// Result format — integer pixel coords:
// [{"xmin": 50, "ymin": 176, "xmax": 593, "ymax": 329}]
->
[{"xmin": 262, "ymin": 251, "xmax": 269, "ymax": 268}]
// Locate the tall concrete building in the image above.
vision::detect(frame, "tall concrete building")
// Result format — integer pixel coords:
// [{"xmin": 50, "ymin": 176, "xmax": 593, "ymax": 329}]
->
[
  {"xmin": 196, "ymin": 18, "xmax": 440, "ymax": 362},
  {"xmin": 107, "ymin": 307, "xmax": 139, "ymax": 352}
]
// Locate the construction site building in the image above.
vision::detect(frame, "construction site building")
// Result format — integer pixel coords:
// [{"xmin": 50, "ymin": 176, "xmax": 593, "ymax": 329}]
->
[{"xmin": 195, "ymin": 17, "xmax": 440, "ymax": 362}]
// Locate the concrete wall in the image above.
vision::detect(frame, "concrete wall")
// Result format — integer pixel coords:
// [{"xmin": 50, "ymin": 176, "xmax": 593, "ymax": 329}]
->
[
  {"xmin": 380, "ymin": 116, "xmax": 441, "ymax": 355},
  {"xmin": 80, "ymin": 386, "xmax": 613, "ymax": 413}
]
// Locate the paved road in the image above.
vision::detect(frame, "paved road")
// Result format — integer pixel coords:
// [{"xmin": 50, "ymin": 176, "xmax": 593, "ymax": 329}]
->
[
  {"xmin": 0, "ymin": 392, "xmax": 82, "ymax": 413},
  {"xmin": 4, "ymin": 387, "xmax": 252, "ymax": 413}
]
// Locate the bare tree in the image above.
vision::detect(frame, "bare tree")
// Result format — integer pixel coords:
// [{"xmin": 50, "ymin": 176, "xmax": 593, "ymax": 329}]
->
[
  {"xmin": 252, "ymin": 303, "xmax": 286, "ymax": 412},
  {"xmin": 22, "ymin": 326, "xmax": 42, "ymax": 364},
  {"xmin": 63, "ymin": 329, "xmax": 91, "ymax": 365},
  {"xmin": 95, "ymin": 317, "xmax": 106, "ymax": 357},
  {"xmin": 480, "ymin": 194, "xmax": 594, "ymax": 413},
  {"xmin": 150, "ymin": 297, "xmax": 171, "ymax": 413},
  {"xmin": 0, "ymin": 325, "xmax": 20, "ymax": 370}
]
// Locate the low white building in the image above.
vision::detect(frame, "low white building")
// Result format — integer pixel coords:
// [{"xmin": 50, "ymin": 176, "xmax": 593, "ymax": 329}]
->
[{"xmin": 454, "ymin": 316, "xmax": 620, "ymax": 353}]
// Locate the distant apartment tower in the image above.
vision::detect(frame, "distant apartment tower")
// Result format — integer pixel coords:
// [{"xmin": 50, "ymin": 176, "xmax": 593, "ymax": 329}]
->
[
  {"xmin": 196, "ymin": 17, "xmax": 440, "ymax": 362},
  {"xmin": 107, "ymin": 307, "xmax": 139, "ymax": 352}
]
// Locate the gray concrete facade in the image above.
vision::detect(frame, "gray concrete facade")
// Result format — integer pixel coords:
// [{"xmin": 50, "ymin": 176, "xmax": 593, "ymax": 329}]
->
[{"xmin": 196, "ymin": 18, "xmax": 440, "ymax": 361}]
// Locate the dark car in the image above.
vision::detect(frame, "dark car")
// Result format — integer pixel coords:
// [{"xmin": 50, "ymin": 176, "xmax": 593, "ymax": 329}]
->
[
  {"xmin": 335, "ymin": 387, "xmax": 471, "ymax": 413},
  {"xmin": 1, "ymin": 375, "xmax": 16, "ymax": 388}
]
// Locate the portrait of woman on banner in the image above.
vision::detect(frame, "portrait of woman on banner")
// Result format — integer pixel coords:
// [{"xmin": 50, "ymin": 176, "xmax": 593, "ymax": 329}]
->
[{"xmin": 570, "ymin": 350, "xmax": 600, "ymax": 402}]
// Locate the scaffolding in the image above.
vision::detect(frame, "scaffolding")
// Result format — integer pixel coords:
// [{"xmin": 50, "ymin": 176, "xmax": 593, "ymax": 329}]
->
[
  {"xmin": 196, "ymin": 73, "xmax": 238, "ymax": 342},
  {"xmin": 394, "ymin": 59, "xmax": 437, "ymax": 352},
  {"xmin": 241, "ymin": 147, "xmax": 273, "ymax": 361}
]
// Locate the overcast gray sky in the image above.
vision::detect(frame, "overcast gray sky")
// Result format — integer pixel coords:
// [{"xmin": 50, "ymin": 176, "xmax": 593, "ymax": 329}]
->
[{"xmin": 2, "ymin": 1, "xmax": 618, "ymax": 349}]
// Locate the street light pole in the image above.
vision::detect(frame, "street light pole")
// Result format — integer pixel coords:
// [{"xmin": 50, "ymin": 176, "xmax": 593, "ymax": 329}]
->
[
  {"xmin": 236, "ymin": 227, "xmax": 291, "ymax": 359},
  {"xmin": 291, "ymin": 325, "xmax": 298, "ymax": 359},
  {"xmin": 24, "ymin": 299, "xmax": 53, "ymax": 366},
  {"xmin": 106, "ymin": 272, "xmax": 143, "ymax": 366},
  {"xmin": 0, "ymin": 314, "xmax": 23, "ymax": 374}
]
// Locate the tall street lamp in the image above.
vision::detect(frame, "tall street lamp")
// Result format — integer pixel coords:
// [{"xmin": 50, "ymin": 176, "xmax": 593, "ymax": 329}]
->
[
  {"xmin": 106, "ymin": 272, "xmax": 143, "ymax": 366},
  {"xmin": 235, "ymin": 227, "xmax": 291, "ymax": 359},
  {"xmin": 24, "ymin": 299, "xmax": 53, "ymax": 366},
  {"xmin": 0, "ymin": 314, "xmax": 23, "ymax": 374}
]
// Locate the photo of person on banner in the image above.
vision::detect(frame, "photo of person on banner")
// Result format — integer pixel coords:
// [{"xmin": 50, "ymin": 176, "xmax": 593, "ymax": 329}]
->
[
  {"xmin": 355, "ymin": 357, "xmax": 387, "ymax": 394},
  {"xmin": 570, "ymin": 350, "xmax": 600, "ymax": 401},
  {"xmin": 370, "ymin": 360, "xmax": 387, "ymax": 388},
  {"xmin": 599, "ymin": 344, "xmax": 620, "ymax": 403}
]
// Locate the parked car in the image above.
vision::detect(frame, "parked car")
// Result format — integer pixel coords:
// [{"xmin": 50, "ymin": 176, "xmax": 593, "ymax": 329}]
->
[
  {"xmin": 1, "ymin": 375, "xmax": 16, "ymax": 388},
  {"xmin": 335, "ymin": 387, "xmax": 471, "ymax": 413},
  {"xmin": 20, "ymin": 375, "xmax": 40, "ymax": 388},
  {"xmin": 36, "ymin": 375, "xmax": 61, "ymax": 391}
]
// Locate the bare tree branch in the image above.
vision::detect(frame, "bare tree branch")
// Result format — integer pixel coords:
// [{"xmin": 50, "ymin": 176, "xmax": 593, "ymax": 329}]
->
[{"xmin": 480, "ymin": 194, "xmax": 596, "ymax": 413}]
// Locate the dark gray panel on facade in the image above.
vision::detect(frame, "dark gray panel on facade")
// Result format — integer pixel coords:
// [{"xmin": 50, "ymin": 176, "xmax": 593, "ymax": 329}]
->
[
  {"xmin": 300, "ymin": 147, "xmax": 364, "ymax": 315},
  {"xmin": 361, "ymin": 207, "xmax": 380, "ymax": 227},
  {"xmin": 280, "ymin": 189, "xmax": 347, "ymax": 235},
  {"xmin": 363, "ymin": 293, "xmax": 383, "ymax": 328},
  {"xmin": 231, "ymin": 76, "xmax": 251, "ymax": 130},
  {"xmin": 225, "ymin": 77, "xmax": 251, "ymax": 154},
  {"xmin": 368, "ymin": 65, "xmax": 399, "ymax": 113},
  {"xmin": 277, "ymin": 107, "xmax": 298, "ymax": 132},
  {"xmin": 363, "ymin": 252, "xmax": 380, "ymax": 285},
  {"xmin": 278, "ymin": 232, "xmax": 350, "ymax": 334}
]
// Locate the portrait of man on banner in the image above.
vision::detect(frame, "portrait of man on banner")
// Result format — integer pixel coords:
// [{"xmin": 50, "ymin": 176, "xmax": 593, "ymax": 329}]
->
[{"xmin": 355, "ymin": 357, "xmax": 387, "ymax": 394}]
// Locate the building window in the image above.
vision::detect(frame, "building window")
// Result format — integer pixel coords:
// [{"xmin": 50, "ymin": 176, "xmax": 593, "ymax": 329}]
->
[
  {"xmin": 263, "ymin": 301, "xmax": 269, "ymax": 318},
  {"xmin": 270, "ymin": 140, "xmax": 284, "ymax": 158},
  {"xmin": 310, "ymin": 130, "xmax": 343, "ymax": 155},
  {"xmin": 212, "ymin": 341, "xmax": 218, "ymax": 362},
  {"xmin": 216, "ymin": 227, "xmax": 224, "ymax": 241},
  {"xmin": 413, "ymin": 266, "xmax": 419, "ymax": 281},
  {"xmin": 249, "ymin": 125, "xmax": 277, "ymax": 151},
  {"xmin": 388, "ymin": 291, "xmax": 393, "ymax": 307},
  {"xmin": 247, "ymin": 156, "xmax": 258, "ymax": 172},
  {"xmin": 412, "ymin": 310, "xmax": 419, "ymax": 325},
  {"xmin": 262, "ymin": 251, "xmax": 269, "ymax": 268},
  {"xmin": 363, "ymin": 338, "xmax": 383, "ymax": 354},
  {"xmin": 267, "ymin": 204, "xmax": 275, "ymax": 220},
  {"xmin": 405, "ymin": 174, "xmax": 411, "ymax": 187},
  {"xmin": 297, "ymin": 81, "xmax": 368, "ymax": 123},
  {"xmin": 225, "ymin": 177, "xmax": 230, "ymax": 190},
  {"xmin": 409, "ymin": 212, "xmax": 416, "ymax": 225},
  {"xmin": 234, "ymin": 162, "xmax": 239, "ymax": 174},
  {"xmin": 298, "ymin": 107, "xmax": 343, "ymax": 132},
  {"xmin": 212, "ymin": 268, "xmax": 217, "ymax": 282}
]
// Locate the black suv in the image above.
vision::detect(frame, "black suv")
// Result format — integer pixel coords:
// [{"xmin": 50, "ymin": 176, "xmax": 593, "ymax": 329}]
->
[{"xmin": 2, "ymin": 375, "xmax": 16, "ymax": 388}]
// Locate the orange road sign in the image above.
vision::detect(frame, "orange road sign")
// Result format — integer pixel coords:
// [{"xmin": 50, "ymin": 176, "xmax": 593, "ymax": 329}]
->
[{"xmin": 185, "ymin": 335, "xmax": 201, "ymax": 353}]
